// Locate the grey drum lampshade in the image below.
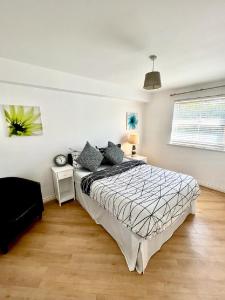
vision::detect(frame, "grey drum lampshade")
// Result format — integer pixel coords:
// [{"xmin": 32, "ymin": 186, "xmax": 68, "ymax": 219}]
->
[
  {"xmin": 143, "ymin": 71, "xmax": 161, "ymax": 90},
  {"xmin": 143, "ymin": 54, "xmax": 162, "ymax": 90}
]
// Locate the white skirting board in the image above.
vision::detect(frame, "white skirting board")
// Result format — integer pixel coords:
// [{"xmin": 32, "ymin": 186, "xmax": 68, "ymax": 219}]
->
[
  {"xmin": 43, "ymin": 194, "xmax": 56, "ymax": 203},
  {"xmin": 198, "ymin": 181, "xmax": 225, "ymax": 193}
]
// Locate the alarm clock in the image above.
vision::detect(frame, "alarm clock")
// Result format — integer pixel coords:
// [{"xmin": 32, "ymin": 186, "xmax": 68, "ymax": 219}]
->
[{"xmin": 54, "ymin": 154, "xmax": 67, "ymax": 167}]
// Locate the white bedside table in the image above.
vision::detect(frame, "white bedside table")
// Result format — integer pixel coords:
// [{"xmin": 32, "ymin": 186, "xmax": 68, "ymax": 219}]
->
[
  {"xmin": 125, "ymin": 154, "xmax": 148, "ymax": 163},
  {"xmin": 51, "ymin": 165, "xmax": 75, "ymax": 206}
]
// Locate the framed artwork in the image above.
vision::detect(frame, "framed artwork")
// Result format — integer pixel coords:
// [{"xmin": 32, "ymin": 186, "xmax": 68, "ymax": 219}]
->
[
  {"xmin": 3, "ymin": 105, "xmax": 43, "ymax": 137},
  {"xmin": 126, "ymin": 112, "xmax": 138, "ymax": 130}
]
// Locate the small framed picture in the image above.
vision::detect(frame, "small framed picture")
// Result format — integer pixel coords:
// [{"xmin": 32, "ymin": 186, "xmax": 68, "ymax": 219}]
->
[{"xmin": 126, "ymin": 112, "xmax": 138, "ymax": 130}]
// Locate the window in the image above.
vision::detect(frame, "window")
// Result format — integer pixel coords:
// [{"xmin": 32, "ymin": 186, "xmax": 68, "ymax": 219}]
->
[{"xmin": 170, "ymin": 97, "xmax": 225, "ymax": 151}]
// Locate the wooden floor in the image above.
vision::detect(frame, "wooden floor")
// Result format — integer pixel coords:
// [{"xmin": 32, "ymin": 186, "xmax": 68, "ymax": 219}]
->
[{"xmin": 0, "ymin": 187, "xmax": 225, "ymax": 300}]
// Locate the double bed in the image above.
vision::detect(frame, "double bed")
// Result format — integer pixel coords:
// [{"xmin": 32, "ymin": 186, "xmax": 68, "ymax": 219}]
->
[{"xmin": 73, "ymin": 159, "xmax": 200, "ymax": 273}]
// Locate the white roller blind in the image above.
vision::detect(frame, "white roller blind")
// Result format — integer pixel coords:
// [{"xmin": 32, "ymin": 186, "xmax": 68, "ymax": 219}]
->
[{"xmin": 170, "ymin": 97, "xmax": 225, "ymax": 151}]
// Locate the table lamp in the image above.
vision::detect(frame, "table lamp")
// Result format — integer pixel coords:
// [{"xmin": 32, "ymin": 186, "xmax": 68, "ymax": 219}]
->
[{"xmin": 128, "ymin": 133, "xmax": 139, "ymax": 156}]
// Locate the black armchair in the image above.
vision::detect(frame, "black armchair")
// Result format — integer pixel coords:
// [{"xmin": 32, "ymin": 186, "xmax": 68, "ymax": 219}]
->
[{"xmin": 0, "ymin": 177, "xmax": 44, "ymax": 253}]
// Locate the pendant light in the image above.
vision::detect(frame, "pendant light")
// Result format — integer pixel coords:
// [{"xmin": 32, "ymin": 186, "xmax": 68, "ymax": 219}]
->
[{"xmin": 143, "ymin": 55, "xmax": 161, "ymax": 90}]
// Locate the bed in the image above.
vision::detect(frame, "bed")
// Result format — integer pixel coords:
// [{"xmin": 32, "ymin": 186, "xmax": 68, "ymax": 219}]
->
[{"xmin": 73, "ymin": 160, "xmax": 200, "ymax": 273}]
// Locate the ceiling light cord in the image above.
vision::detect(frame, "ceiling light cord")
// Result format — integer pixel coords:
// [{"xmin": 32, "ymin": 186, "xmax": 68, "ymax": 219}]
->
[{"xmin": 149, "ymin": 55, "xmax": 157, "ymax": 71}]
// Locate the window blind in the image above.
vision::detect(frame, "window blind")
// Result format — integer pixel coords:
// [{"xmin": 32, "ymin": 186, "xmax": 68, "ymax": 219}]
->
[{"xmin": 170, "ymin": 97, "xmax": 225, "ymax": 151}]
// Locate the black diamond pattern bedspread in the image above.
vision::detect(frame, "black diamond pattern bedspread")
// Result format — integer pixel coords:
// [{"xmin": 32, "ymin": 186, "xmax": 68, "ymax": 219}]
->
[{"xmin": 81, "ymin": 160, "xmax": 200, "ymax": 238}]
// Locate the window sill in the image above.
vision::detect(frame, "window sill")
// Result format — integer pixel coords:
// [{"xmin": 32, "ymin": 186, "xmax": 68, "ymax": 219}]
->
[{"xmin": 168, "ymin": 142, "xmax": 225, "ymax": 153}]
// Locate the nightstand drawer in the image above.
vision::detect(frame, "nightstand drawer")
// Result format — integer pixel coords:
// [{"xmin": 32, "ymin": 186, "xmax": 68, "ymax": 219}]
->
[{"xmin": 57, "ymin": 169, "xmax": 73, "ymax": 180}]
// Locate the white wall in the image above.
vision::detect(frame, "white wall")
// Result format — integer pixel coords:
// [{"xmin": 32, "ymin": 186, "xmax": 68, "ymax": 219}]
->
[
  {"xmin": 143, "ymin": 81, "xmax": 225, "ymax": 192},
  {"xmin": 0, "ymin": 57, "xmax": 149, "ymax": 103},
  {"xmin": 0, "ymin": 59, "xmax": 146, "ymax": 200}
]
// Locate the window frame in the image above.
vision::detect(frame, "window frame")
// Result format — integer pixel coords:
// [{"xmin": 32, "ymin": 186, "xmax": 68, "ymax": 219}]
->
[{"xmin": 169, "ymin": 97, "xmax": 225, "ymax": 152}]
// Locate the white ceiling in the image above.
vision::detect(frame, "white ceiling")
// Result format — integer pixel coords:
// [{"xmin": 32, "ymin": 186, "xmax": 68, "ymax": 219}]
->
[{"xmin": 0, "ymin": 0, "xmax": 225, "ymax": 90}]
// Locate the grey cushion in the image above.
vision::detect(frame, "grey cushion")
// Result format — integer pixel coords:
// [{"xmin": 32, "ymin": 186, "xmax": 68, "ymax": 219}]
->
[
  {"xmin": 96, "ymin": 143, "xmax": 121, "ymax": 165},
  {"xmin": 95, "ymin": 146, "xmax": 109, "ymax": 165},
  {"xmin": 76, "ymin": 142, "xmax": 103, "ymax": 172},
  {"xmin": 108, "ymin": 141, "xmax": 121, "ymax": 148},
  {"xmin": 104, "ymin": 144, "xmax": 124, "ymax": 165}
]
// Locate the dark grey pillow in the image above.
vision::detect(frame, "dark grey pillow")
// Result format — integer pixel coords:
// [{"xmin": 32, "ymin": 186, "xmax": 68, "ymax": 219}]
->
[
  {"xmin": 96, "ymin": 143, "xmax": 121, "ymax": 165},
  {"xmin": 96, "ymin": 146, "xmax": 110, "ymax": 165},
  {"xmin": 76, "ymin": 142, "xmax": 103, "ymax": 172},
  {"xmin": 104, "ymin": 144, "xmax": 124, "ymax": 165},
  {"xmin": 108, "ymin": 141, "xmax": 121, "ymax": 148}
]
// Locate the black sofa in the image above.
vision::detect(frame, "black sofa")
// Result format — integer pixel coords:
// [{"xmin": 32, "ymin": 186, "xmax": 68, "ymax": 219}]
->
[{"xmin": 0, "ymin": 177, "xmax": 44, "ymax": 253}]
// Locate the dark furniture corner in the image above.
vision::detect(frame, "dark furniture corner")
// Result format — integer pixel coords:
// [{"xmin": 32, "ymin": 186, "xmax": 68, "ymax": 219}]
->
[{"xmin": 0, "ymin": 177, "xmax": 44, "ymax": 254}]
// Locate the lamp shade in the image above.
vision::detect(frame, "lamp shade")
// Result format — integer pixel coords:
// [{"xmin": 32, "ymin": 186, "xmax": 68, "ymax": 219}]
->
[
  {"xmin": 143, "ymin": 71, "xmax": 161, "ymax": 90},
  {"xmin": 128, "ymin": 133, "xmax": 139, "ymax": 145}
]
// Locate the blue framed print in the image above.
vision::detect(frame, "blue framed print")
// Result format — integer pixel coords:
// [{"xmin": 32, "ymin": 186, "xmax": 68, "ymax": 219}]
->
[{"xmin": 126, "ymin": 112, "xmax": 138, "ymax": 130}]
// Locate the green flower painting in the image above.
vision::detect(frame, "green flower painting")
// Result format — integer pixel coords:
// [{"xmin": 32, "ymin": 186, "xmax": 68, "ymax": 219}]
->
[{"xmin": 3, "ymin": 105, "xmax": 43, "ymax": 137}]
